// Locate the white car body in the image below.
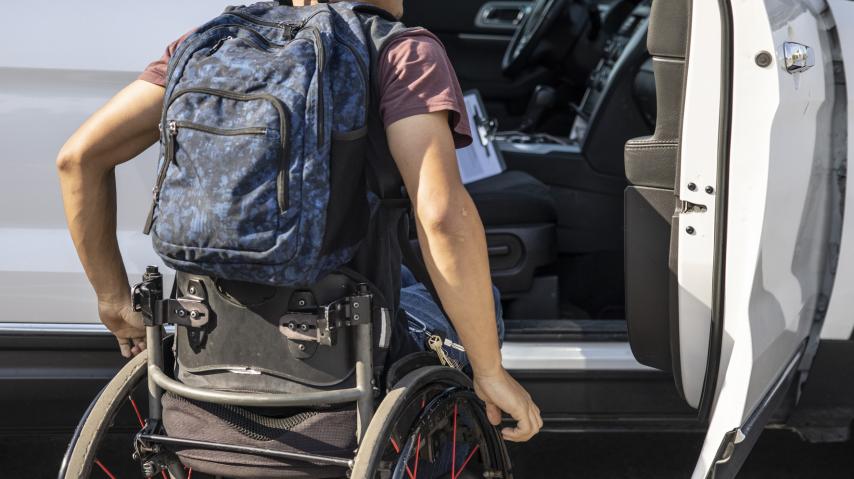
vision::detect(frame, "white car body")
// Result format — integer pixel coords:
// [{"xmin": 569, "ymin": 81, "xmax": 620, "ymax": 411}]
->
[{"xmin": 2, "ymin": 1, "xmax": 853, "ymax": 477}]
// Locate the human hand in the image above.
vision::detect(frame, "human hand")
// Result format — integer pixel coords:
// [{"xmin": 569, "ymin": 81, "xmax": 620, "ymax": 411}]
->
[
  {"xmin": 473, "ymin": 367, "xmax": 543, "ymax": 442},
  {"xmin": 97, "ymin": 296, "xmax": 147, "ymax": 358}
]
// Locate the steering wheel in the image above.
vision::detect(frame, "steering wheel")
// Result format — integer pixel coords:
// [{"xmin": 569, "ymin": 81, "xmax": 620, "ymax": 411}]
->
[{"xmin": 502, "ymin": 0, "xmax": 569, "ymax": 76}]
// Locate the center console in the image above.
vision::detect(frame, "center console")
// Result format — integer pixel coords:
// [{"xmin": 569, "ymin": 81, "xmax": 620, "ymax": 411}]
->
[{"xmin": 571, "ymin": 5, "xmax": 650, "ymax": 145}]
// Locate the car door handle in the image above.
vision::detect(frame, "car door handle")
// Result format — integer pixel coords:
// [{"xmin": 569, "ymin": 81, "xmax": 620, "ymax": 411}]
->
[
  {"xmin": 475, "ymin": 1, "xmax": 532, "ymax": 30},
  {"xmin": 782, "ymin": 41, "xmax": 814, "ymax": 74}
]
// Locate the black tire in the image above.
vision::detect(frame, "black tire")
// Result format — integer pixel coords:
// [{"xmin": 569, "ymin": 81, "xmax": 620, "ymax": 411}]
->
[
  {"xmin": 352, "ymin": 366, "xmax": 513, "ymax": 479},
  {"xmin": 59, "ymin": 350, "xmax": 148, "ymax": 479}
]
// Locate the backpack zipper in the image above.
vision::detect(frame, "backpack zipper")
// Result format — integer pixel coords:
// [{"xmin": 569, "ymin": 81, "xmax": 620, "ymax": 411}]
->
[
  {"xmin": 143, "ymin": 121, "xmax": 179, "ymax": 235},
  {"xmin": 309, "ymin": 27, "xmax": 326, "ymax": 148},
  {"xmin": 331, "ymin": 32, "xmax": 369, "ymax": 123},
  {"xmin": 299, "ymin": 8, "xmax": 370, "ymax": 123},
  {"xmin": 173, "ymin": 121, "xmax": 268, "ymax": 137},
  {"xmin": 206, "ymin": 36, "xmax": 234, "ymax": 56},
  {"xmin": 164, "ymin": 22, "xmax": 293, "ymax": 94},
  {"xmin": 224, "ymin": 10, "xmax": 303, "ymax": 36}
]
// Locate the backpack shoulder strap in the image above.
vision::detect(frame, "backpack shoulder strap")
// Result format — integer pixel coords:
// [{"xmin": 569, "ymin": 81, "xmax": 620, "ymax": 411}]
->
[{"xmin": 350, "ymin": 9, "xmax": 428, "ymax": 201}]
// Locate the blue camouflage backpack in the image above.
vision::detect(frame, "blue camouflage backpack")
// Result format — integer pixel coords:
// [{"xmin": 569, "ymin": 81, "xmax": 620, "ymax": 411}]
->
[{"xmin": 144, "ymin": 1, "xmax": 384, "ymax": 286}]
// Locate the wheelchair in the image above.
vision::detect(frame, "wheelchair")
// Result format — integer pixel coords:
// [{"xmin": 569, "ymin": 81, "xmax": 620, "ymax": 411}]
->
[{"xmin": 59, "ymin": 266, "xmax": 512, "ymax": 479}]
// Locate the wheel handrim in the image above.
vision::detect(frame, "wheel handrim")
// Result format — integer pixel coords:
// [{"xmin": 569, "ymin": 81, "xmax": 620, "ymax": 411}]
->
[{"xmin": 383, "ymin": 388, "xmax": 510, "ymax": 479}]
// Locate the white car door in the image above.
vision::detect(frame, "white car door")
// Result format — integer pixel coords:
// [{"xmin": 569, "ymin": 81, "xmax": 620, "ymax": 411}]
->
[
  {"xmin": 676, "ymin": 0, "xmax": 844, "ymax": 477},
  {"xmin": 0, "ymin": 1, "xmax": 227, "ymax": 328}
]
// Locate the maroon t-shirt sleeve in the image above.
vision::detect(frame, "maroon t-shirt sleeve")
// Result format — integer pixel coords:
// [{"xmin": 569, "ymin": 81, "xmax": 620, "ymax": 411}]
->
[
  {"xmin": 138, "ymin": 30, "xmax": 197, "ymax": 87},
  {"xmin": 377, "ymin": 32, "xmax": 473, "ymax": 149}
]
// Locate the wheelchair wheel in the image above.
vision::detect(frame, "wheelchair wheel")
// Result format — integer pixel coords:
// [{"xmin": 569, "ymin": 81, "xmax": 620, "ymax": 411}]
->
[
  {"xmin": 352, "ymin": 366, "xmax": 513, "ymax": 479},
  {"xmin": 59, "ymin": 350, "xmax": 153, "ymax": 479}
]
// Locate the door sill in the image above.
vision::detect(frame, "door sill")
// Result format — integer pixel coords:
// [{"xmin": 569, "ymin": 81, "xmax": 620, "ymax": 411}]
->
[{"xmin": 503, "ymin": 318, "xmax": 628, "ymax": 342}]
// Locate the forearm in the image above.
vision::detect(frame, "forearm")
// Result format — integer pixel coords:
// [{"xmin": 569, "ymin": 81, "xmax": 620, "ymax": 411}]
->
[
  {"xmin": 415, "ymin": 191, "xmax": 502, "ymax": 376},
  {"xmin": 55, "ymin": 81, "xmax": 164, "ymax": 302},
  {"xmin": 57, "ymin": 158, "xmax": 129, "ymax": 302}
]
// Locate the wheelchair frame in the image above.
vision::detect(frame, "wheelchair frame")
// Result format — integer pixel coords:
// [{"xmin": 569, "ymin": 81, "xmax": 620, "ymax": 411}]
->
[
  {"xmin": 132, "ymin": 265, "xmax": 378, "ymax": 473},
  {"xmin": 58, "ymin": 266, "xmax": 513, "ymax": 479}
]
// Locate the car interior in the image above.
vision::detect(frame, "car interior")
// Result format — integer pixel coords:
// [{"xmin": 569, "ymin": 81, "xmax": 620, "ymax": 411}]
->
[
  {"xmin": 401, "ymin": 0, "xmax": 703, "ymax": 417},
  {"xmin": 404, "ymin": 0, "xmax": 655, "ymax": 328}
]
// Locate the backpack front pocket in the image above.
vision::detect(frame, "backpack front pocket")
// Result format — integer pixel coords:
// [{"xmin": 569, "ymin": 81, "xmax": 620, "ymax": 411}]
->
[{"xmin": 153, "ymin": 88, "xmax": 292, "ymax": 256}]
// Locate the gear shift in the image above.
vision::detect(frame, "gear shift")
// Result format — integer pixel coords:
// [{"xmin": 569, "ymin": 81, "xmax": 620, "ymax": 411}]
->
[{"xmin": 519, "ymin": 84, "xmax": 557, "ymax": 132}]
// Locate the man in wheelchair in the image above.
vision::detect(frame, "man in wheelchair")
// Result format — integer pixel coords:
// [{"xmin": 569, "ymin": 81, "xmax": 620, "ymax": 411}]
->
[{"xmin": 56, "ymin": 0, "xmax": 540, "ymax": 477}]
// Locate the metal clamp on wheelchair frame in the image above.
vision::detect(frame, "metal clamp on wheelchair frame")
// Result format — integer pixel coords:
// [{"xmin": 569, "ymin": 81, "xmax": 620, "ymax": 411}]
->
[
  {"xmin": 279, "ymin": 288, "xmax": 373, "ymax": 347},
  {"xmin": 132, "ymin": 266, "xmax": 211, "ymax": 329}
]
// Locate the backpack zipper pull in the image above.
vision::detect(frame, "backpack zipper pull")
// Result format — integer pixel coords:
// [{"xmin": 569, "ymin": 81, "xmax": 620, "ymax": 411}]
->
[
  {"xmin": 280, "ymin": 22, "xmax": 301, "ymax": 39},
  {"xmin": 166, "ymin": 120, "xmax": 178, "ymax": 163},
  {"xmin": 207, "ymin": 36, "xmax": 233, "ymax": 56}
]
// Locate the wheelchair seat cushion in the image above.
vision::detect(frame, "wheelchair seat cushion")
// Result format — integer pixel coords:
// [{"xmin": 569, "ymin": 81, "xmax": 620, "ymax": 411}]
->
[
  {"xmin": 162, "ymin": 392, "xmax": 356, "ymax": 478},
  {"xmin": 466, "ymin": 170, "xmax": 556, "ymax": 226}
]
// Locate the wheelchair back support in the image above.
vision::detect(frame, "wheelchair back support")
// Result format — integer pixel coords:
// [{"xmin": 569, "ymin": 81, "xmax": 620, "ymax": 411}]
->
[
  {"xmin": 133, "ymin": 266, "xmax": 384, "ymax": 477},
  {"xmin": 172, "ymin": 271, "xmax": 388, "ymax": 395}
]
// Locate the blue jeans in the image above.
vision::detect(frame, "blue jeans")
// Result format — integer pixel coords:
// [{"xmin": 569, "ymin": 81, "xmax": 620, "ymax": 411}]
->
[
  {"xmin": 399, "ymin": 266, "xmax": 504, "ymax": 370},
  {"xmin": 397, "ymin": 267, "xmax": 504, "ymax": 475}
]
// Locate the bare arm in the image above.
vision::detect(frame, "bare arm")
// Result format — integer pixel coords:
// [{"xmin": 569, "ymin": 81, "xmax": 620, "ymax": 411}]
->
[
  {"xmin": 387, "ymin": 111, "xmax": 542, "ymax": 442},
  {"xmin": 56, "ymin": 80, "xmax": 165, "ymax": 357}
]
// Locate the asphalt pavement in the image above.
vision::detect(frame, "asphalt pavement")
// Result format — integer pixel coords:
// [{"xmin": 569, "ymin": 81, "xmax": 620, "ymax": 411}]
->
[
  {"xmin": 506, "ymin": 430, "xmax": 854, "ymax": 478},
  {"xmin": 3, "ymin": 429, "xmax": 853, "ymax": 478}
]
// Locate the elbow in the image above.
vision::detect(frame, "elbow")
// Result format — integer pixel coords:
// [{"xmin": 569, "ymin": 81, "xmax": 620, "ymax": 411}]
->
[
  {"xmin": 56, "ymin": 141, "xmax": 87, "ymax": 176},
  {"xmin": 56, "ymin": 145, "xmax": 80, "ymax": 174},
  {"xmin": 416, "ymin": 193, "xmax": 477, "ymax": 239}
]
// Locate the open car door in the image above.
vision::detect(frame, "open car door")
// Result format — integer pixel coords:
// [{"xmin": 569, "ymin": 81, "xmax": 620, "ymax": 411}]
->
[
  {"xmin": 626, "ymin": 0, "xmax": 843, "ymax": 477},
  {"xmin": 691, "ymin": 0, "xmax": 843, "ymax": 476}
]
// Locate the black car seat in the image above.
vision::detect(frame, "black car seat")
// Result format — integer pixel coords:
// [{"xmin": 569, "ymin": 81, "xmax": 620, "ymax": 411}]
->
[
  {"xmin": 622, "ymin": 0, "xmax": 689, "ymax": 372},
  {"xmin": 466, "ymin": 170, "xmax": 559, "ymax": 318}
]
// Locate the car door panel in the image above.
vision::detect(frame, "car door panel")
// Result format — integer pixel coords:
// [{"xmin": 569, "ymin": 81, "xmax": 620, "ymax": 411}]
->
[
  {"xmin": 0, "ymin": 0, "xmax": 222, "ymax": 432},
  {"xmin": 0, "ymin": 0, "xmax": 224, "ymax": 326},
  {"xmin": 820, "ymin": 0, "xmax": 854, "ymax": 341},
  {"xmin": 686, "ymin": 1, "xmax": 839, "ymax": 477},
  {"xmin": 675, "ymin": 0, "xmax": 724, "ymax": 410}
]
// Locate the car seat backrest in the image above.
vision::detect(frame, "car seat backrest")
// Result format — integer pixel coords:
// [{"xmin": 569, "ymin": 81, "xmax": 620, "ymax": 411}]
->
[
  {"xmin": 625, "ymin": 0, "xmax": 690, "ymax": 189},
  {"xmin": 622, "ymin": 0, "xmax": 692, "ymax": 386}
]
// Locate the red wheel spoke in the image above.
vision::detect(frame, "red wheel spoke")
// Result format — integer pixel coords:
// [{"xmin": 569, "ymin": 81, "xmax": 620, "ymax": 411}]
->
[
  {"xmin": 187, "ymin": 467, "xmax": 193, "ymax": 479},
  {"xmin": 410, "ymin": 433, "xmax": 422, "ymax": 479},
  {"xmin": 129, "ymin": 395, "xmax": 145, "ymax": 428},
  {"xmin": 451, "ymin": 402, "xmax": 458, "ymax": 479},
  {"xmin": 94, "ymin": 459, "xmax": 118, "ymax": 479},
  {"xmin": 453, "ymin": 444, "xmax": 480, "ymax": 479}
]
